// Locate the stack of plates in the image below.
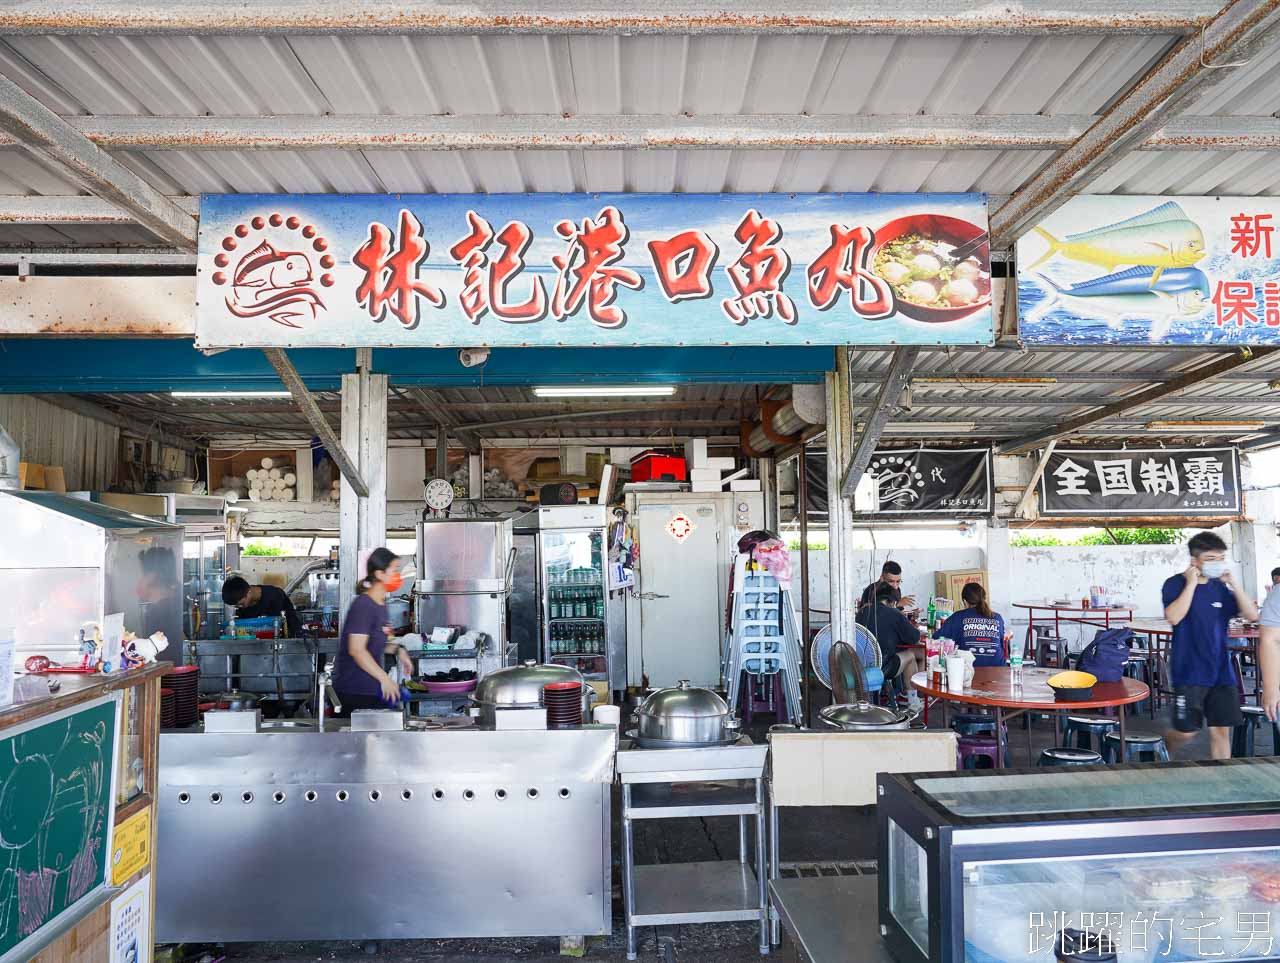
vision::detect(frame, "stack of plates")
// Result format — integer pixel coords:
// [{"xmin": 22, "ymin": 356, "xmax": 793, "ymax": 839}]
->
[
  {"xmin": 159, "ymin": 688, "xmax": 177, "ymax": 729},
  {"xmin": 164, "ymin": 665, "xmax": 200, "ymax": 728},
  {"xmin": 542, "ymin": 681, "xmax": 583, "ymax": 729}
]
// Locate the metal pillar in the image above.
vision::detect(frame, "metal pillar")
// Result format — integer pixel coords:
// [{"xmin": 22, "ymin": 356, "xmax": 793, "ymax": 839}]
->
[
  {"xmin": 797, "ymin": 447, "xmax": 811, "ymax": 725},
  {"xmin": 825, "ymin": 352, "xmax": 859, "ymax": 657},
  {"xmin": 339, "ymin": 355, "xmax": 388, "ymax": 612}
]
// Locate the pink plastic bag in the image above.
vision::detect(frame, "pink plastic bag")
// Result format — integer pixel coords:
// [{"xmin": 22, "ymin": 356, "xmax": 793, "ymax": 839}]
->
[{"xmin": 752, "ymin": 539, "xmax": 792, "ymax": 589}]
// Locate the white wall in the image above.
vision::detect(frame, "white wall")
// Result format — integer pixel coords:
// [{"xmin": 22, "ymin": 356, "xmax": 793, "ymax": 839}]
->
[
  {"xmin": 236, "ymin": 555, "xmax": 325, "ymax": 591},
  {"xmin": 798, "ymin": 547, "xmax": 986, "ymax": 620}
]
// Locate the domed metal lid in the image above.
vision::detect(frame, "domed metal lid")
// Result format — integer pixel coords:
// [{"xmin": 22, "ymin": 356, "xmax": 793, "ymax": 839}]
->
[
  {"xmin": 637, "ymin": 680, "xmax": 729, "ymax": 720},
  {"xmin": 473, "ymin": 660, "xmax": 583, "ymax": 706},
  {"xmin": 819, "ymin": 701, "xmax": 906, "ymax": 727}
]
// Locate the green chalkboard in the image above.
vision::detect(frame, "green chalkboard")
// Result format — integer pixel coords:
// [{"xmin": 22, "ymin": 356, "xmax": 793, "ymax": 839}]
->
[{"xmin": 0, "ymin": 697, "xmax": 117, "ymax": 958}]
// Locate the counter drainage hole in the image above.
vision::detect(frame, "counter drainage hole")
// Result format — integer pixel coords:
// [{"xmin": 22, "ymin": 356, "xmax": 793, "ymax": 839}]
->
[
  {"xmin": 209, "ymin": 792, "xmax": 222, "ymax": 805},
  {"xmin": 432, "ymin": 789, "xmax": 444, "ymax": 801},
  {"xmin": 402, "ymin": 789, "xmax": 413, "ymax": 801},
  {"xmin": 336, "ymin": 790, "xmax": 349, "ymax": 802},
  {"xmin": 241, "ymin": 791, "xmax": 254, "ymax": 804},
  {"xmin": 559, "ymin": 788, "xmax": 571, "ymax": 799},
  {"xmin": 463, "ymin": 789, "xmax": 475, "ymax": 801},
  {"xmin": 273, "ymin": 791, "xmax": 286, "ymax": 804},
  {"xmin": 527, "ymin": 788, "xmax": 539, "ymax": 800},
  {"xmin": 304, "ymin": 790, "xmax": 317, "ymax": 803},
  {"xmin": 369, "ymin": 790, "xmax": 381, "ymax": 802},
  {"xmin": 177, "ymin": 792, "xmax": 190, "ymax": 805},
  {"xmin": 495, "ymin": 789, "xmax": 507, "ymax": 800}
]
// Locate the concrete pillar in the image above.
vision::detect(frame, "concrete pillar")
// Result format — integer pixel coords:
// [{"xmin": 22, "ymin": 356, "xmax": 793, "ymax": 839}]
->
[
  {"xmin": 1235, "ymin": 488, "xmax": 1280, "ymax": 604},
  {"xmin": 985, "ymin": 521, "xmax": 1014, "ymax": 624},
  {"xmin": 825, "ymin": 352, "xmax": 858, "ymax": 648},
  {"xmin": 339, "ymin": 356, "xmax": 388, "ymax": 614}
]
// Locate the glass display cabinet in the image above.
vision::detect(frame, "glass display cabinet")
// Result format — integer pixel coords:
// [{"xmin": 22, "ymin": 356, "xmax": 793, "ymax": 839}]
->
[{"xmin": 877, "ymin": 759, "xmax": 1280, "ymax": 962}]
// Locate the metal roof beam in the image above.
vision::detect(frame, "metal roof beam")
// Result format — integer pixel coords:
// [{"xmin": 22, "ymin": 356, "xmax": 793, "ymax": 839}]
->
[
  {"xmin": 990, "ymin": 0, "xmax": 1280, "ymax": 249},
  {"xmin": 262, "ymin": 348, "xmax": 369, "ymax": 498},
  {"xmin": 0, "ymin": 2, "xmax": 1220, "ymax": 36},
  {"xmin": 0, "ymin": 75, "xmax": 196, "ymax": 250},
  {"xmin": 994, "ymin": 347, "xmax": 1280, "ymax": 454},
  {"xmin": 859, "ymin": 394, "xmax": 1280, "ymax": 407},
  {"xmin": 840, "ymin": 346, "xmax": 919, "ymax": 498},
  {"xmin": 5, "ymin": 114, "xmax": 1280, "ymax": 153}
]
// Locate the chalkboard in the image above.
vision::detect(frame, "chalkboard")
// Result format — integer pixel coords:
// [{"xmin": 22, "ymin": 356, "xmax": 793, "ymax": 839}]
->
[{"xmin": 0, "ymin": 696, "xmax": 117, "ymax": 960}]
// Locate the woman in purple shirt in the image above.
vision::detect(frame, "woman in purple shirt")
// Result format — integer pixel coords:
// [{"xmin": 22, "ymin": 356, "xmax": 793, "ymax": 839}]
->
[{"xmin": 331, "ymin": 547, "xmax": 414, "ymax": 711}]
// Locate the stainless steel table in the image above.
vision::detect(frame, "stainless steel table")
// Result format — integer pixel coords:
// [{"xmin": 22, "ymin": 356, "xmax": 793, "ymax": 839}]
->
[{"xmin": 768, "ymin": 876, "xmax": 893, "ymax": 963}]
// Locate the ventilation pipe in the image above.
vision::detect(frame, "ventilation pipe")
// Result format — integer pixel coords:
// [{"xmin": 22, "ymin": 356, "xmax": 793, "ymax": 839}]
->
[
  {"xmin": 741, "ymin": 385, "xmax": 826, "ymax": 457},
  {"xmin": 0, "ymin": 422, "xmax": 19, "ymax": 491}
]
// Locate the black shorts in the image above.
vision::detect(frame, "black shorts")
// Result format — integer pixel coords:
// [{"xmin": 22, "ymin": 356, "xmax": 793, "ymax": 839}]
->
[{"xmin": 1172, "ymin": 685, "xmax": 1243, "ymax": 732}]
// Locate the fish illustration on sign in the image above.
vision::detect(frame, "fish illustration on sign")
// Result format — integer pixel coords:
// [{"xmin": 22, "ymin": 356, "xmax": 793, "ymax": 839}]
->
[
  {"xmin": 225, "ymin": 240, "xmax": 325, "ymax": 328},
  {"xmin": 1025, "ymin": 201, "xmax": 1206, "ymax": 286},
  {"xmin": 1031, "ymin": 266, "xmax": 1211, "ymax": 341}
]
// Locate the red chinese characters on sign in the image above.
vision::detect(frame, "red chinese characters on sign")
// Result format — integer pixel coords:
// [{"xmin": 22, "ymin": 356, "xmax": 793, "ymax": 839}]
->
[
  {"xmin": 448, "ymin": 210, "xmax": 547, "ymax": 324},
  {"xmin": 647, "ymin": 230, "xmax": 718, "ymax": 302},
  {"xmin": 805, "ymin": 224, "xmax": 895, "ymax": 319},
  {"xmin": 352, "ymin": 208, "xmax": 444, "ymax": 328},
  {"xmin": 1213, "ymin": 280, "xmax": 1261, "ymax": 327},
  {"xmin": 1229, "ymin": 213, "xmax": 1274, "ymax": 259},
  {"xmin": 721, "ymin": 210, "xmax": 796, "ymax": 325},
  {"xmin": 550, "ymin": 206, "xmax": 643, "ymax": 329}
]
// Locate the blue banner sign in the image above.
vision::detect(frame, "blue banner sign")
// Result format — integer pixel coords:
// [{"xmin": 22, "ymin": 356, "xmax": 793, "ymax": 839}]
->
[
  {"xmin": 196, "ymin": 193, "xmax": 993, "ymax": 348},
  {"xmin": 1018, "ymin": 195, "xmax": 1280, "ymax": 346}
]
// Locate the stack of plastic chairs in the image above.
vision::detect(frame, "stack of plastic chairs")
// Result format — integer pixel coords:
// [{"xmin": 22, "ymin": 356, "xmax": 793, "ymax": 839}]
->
[{"xmin": 723, "ymin": 554, "xmax": 803, "ymax": 724}]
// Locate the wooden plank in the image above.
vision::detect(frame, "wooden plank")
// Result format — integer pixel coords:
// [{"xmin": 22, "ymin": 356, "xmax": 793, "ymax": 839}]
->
[{"xmin": 0, "ymin": 662, "xmax": 169, "ymax": 732}]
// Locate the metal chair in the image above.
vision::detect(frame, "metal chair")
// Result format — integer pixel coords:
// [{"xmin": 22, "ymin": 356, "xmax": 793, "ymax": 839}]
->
[
  {"xmin": 1038, "ymin": 747, "xmax": 1103, "ymax": 767},
  {"xmin": 1061, "ymin": 715, "xmax": 1117, "ymax": 752},
  {"xmin": 1103, "ymin": 731, "xmax": 1170, "ymax": 764}
]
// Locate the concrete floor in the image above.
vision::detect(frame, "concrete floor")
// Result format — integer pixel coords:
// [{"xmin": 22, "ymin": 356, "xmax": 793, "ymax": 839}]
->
[{"xmin": 193, "ymin": 688, "xmax": 1266, "ymax": 963}]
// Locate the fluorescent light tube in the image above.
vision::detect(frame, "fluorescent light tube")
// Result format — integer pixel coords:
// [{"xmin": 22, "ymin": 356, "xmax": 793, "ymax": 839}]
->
[{"xmin": 532, "ymin": 385, "xmax": 676, "ymax": 398}]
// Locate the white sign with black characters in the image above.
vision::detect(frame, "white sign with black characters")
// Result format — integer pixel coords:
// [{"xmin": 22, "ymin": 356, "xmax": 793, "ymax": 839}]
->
[
  {"xmin": 1039, "ymin": 447, "xmax": 1241, "ymax": 516},
  {"xmin": 863, "ymin": 448, "xmax": 992, "ymax": 515}
]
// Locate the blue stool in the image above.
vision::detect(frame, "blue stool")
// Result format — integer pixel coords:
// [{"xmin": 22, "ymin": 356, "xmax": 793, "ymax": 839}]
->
[
  {"xmin": 1036, "ymin": 636, "xmax": 1068, "ymax": 669},
  {"xmin": 1103, "ymin": 731, "xmax": 1170, "ymax": 763},
  {"xmin": 1123, "ymin": 658, "xmax": 1154, "ymax": 716},
  {"xmin": 1038, "ymin": 747, "xmax": 1103, "ymax": 767},
  {"xmin": 950, "ymin": 712, "xmax": 997, "ymax": 737},
  {"xmin": 1061, "ymin": 715, "xmax": 1117, "ymax": 752},
  {"xmin": 1233, "ymin": 705, "xmax": 1267, "ymax": 758}
]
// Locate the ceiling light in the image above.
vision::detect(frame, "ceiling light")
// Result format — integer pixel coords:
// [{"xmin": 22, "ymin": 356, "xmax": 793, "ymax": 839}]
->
[
  {"xmin": 880, "ymin": 421, "xmax": 977, "ymax": 433},
  {"xmin": 1144, "ymin": 420, "xmax": 1266, "ymax": 433},
  {"xmin": 532, "ymin": 385, "xmax": 676, "ymax": 398},
  {"xmin": 913, "ymin": 377, "xmax": 1057, "ymax": 387},
  {"xmin": 170, "ymin": 390, "xmax": 291, "ymax": 398}
]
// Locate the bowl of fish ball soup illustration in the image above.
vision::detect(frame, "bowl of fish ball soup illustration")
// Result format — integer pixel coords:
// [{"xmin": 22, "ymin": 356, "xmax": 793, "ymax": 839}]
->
[{"xmin": 871, "ymin": 213, "xmax": 992, "ymax": 323}]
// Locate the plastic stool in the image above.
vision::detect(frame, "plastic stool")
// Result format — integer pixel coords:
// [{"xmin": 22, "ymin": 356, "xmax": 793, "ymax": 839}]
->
[
  {"xmin": 1038, "ymin": 747, "xmax": 1103, "ymax": 767},
  {"xmin": 1103, "ymin": 731, "xmax": 1170, "ymax": 763},
  {"xmin": 950, "ymin": 712, "xmax": 997, "ymax": 737},
  {"xmin": 1036, "ymin": 636, "xmax": 1068, "ymax": 669},
  {"xmin": 957, "ymin": 734, "xmax": 1004, "ymax": 770},
  {"xmin": 1123, "ymin": 658, "xmax": 1154, "ymax": 715},
  {"xmin": 1061, "ymin": 715, "xmax": 1117, "ymax": 752},
  {"xmin": 1233, "ymin": 705, "xmax": 1267, "ymax": 758}
]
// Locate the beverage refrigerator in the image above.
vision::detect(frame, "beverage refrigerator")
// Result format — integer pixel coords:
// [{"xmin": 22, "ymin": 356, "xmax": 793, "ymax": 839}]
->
[{"xmin": 537, "ymin": 504, "xmax": 623, "ymax": 689}]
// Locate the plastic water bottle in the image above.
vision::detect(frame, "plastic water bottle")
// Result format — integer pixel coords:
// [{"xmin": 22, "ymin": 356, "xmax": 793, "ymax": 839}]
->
[{"xmin": 1010, "ymin": 652, "xmax": 1024, "ymax": 690}]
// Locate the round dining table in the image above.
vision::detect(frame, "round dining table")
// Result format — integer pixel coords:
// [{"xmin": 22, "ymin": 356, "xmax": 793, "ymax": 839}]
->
[{"xmin": 910, "ymin": 665, "xmax": 1150, "ymax": 768}]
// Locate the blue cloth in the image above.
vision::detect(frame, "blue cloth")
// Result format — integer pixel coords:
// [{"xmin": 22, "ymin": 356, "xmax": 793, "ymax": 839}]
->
[
  {"xmin": 936, "ymin": 607, "xmax": 1007, "ymax": 666},
  {"xmin": 1161, "ymin": 574, "xmax": 1239, "ymax": 687},
  {"xmin": 332, "ymin": 594, "xmax": 391, "ymax": 697}
]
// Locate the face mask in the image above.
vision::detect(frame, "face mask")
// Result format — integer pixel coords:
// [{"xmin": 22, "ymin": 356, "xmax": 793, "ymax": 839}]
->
[
  {"xmin": 1201, "ymin": 561, "xmax": 1228, "ymax": 579},
  {"xmin": 383, "ymin": 572, "xmax": 403, "ymax": 593}
]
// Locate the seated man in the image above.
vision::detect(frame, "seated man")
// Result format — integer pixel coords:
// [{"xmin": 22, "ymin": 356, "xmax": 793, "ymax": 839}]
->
[
  {"xmin": 857, "ymin": 560, "xmax": 916, "ymax": 613},
  {"xmin": 222, "ymin": 575, "xmax": 302, "ymax": 638},
  {"xmin": 855, "ymin": 582, "xmax": 923, "ymax": 705}
]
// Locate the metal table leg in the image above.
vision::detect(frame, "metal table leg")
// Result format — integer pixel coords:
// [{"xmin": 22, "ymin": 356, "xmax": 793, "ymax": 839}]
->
[
  {"xmin": 1118, "ymin": 702, "xmax": 1128, "ymax": 764},
  {"xmin": 993, "ymin": 706, "xmax": 1003, "ymax": 770},
  {"xmin": 756, "ymin": 777, "xmax": 769, "ymax": 956},
  {"xmin": 769, "ymin": 788, "xmax": 780, "ymax": 947},
  {"xmin": 622, "ymin": 783, "xmax": 637, "ymax": 961},
  {"xmin": 739, "ymin": 814, "xmax": 748, "ymax": 865}
]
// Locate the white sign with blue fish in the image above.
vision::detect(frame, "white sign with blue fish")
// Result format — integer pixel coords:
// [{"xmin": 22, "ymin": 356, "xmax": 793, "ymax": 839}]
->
[{"xmin": 1018, "ymin": 196, "xmax": 1280, "ymax": 345}]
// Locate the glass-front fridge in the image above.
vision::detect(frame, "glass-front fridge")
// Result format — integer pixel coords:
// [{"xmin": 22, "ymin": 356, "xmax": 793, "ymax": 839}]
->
[
  {"xmin": 183, "ymin": 526, "xmax": 227, "ymax": 640},
  {"xmin": 538, "ymin": 504, "xmax": 619, "ymax": 685}
]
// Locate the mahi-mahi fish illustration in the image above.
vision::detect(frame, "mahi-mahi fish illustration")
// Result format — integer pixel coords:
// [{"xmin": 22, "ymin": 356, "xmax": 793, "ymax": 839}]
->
[
  {"xmin": 225, "ymin": 239, "xmax": 325, "ymax": 328},
  {"xmin": 1026, "ymin": 201, "xmax": 1206, "ymax": 287},
  {"xmin": 1031, "ymin": 266, "xmax": 1211, "ymax": 342}
]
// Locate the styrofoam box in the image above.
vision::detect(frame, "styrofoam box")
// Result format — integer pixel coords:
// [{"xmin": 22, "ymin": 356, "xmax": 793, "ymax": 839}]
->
[
  {"xmin": 689, "ymin": 468, "xmax": 722, "ymax": 481},
  {"xmin": 684, "ymin": 438, "xmax": 709, "ymax": 466},
  {"xmin": 701, "ymin": 457, "xmax": 737, "ymax": 471},
  {"xmin": 729, "ymin": 479, "xmax": 762, "ymax": 491},
  {"xmin": 691, "ymin": 481, "xmax": 723, "ymax": 492}
]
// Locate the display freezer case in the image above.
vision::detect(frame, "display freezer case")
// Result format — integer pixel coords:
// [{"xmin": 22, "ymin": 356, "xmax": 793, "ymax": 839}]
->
[
  {"xmin": 183, "ymin": 526, "xmax": 227, "ymax": 640},
  {"xmin": 878, "ymin": 759, "xmax": 1280, "ymax": 963}
]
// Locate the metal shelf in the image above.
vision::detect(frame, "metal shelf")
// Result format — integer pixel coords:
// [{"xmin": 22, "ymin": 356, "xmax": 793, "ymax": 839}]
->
[
  {"xmin": 408, "ymin": 648, "xmax": 482, "ymax": 660},
  {"xmin": 630, "ymin": 861, "xmax": 763, "ymax": 926},
  {"xmin": 548, "ymin": 650, "xmax": 607, "ymax": 658},
  {"xmin": 626, "ymin": 780, "xmax": 760, "ymax": 819},
  {"xmin": 548, "ymin": 616, "xmax": 605, "ymax": 623}
]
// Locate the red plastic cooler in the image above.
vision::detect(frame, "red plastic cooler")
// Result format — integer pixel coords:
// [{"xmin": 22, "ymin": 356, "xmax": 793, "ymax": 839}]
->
[{"xmin": 630, "ymin": 450, "xmax": 687, "ymax": 482}]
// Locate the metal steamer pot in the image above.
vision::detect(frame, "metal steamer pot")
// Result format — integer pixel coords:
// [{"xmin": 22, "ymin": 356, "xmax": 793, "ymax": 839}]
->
[
  {"xmin": 818, "ymin": 700, "xmax": 919, "ymax": 731},
  {"xmin": 632, "ymin": 680, "xmax": 742, "ymax": 748},
  {"xmin": 471, "ymin": 660, "xmax": 591, "ymax": 727},
  {"xmin": 218, "ymin": 690, "xmax": 261, "ymax": 712}
]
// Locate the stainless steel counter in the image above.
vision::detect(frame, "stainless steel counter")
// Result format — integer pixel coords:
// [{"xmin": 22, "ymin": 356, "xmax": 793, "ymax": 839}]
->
[
  {"xmin": 156, "ymin": 725, "xmax": 615, "ymax": 943},
  {"xmin": 769, "ymin": 876, "xmax": 893, "ymax": 963}
]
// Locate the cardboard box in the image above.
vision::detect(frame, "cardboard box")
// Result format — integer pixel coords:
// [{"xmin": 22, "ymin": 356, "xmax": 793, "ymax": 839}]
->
[
  {"xmin": 934, "ymin": 569, "xmax": 988, "ymax": 607},
  {"xmin": 43, "ymin": 466, "xmax": 66, "ymax": 493},
  {"xmin": 98, "ymin": 493, "xmax": 167, "ymax": 518},
  {"xmin": 531, "ymin": 458, "xmax": 561, "ymax": 479}
]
